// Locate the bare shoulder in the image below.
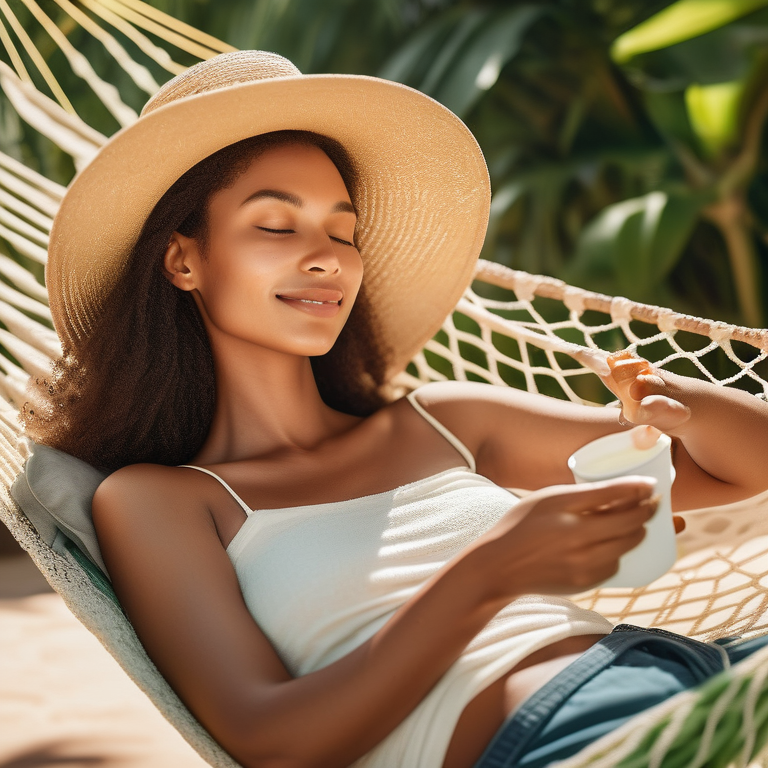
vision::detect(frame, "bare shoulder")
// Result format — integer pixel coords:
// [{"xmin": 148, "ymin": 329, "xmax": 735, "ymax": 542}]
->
[
  {"xmin": 396, "ymin": 381, "xmax": 523, "ymax": 466},
  {"xmin": 93, "ymin": 462, "xmax": 203, "ymax": 517},
  {"xmin": 408, "ymin": 379, "xmax": 531, "ymax": 408},
  {"xmin": 406, "ymin": 380, "xmax": 618, "ymax": 488},
  {"xmin": 407, "ymin": 379, "xmax": 606, "ymax": 424},
  {"xmin": 91, "ymin": 462, "xmax": 291, "ymax": 761},
  {"xmin": 93, "ymin": 463, "xmax": 217, "ymax": 559},
  {"xmin": 91, "ymin": 463, "xmax": 221, "ymax": 602},
  {"xmin": 404, "ymin": 380, "xmax": 543, "ymax": 433}
]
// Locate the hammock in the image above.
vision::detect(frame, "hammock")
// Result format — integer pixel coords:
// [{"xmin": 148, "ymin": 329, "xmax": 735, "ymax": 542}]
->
[{"xmin": 2, "ymin": 3, "xmax": 768, "ymax": 766}]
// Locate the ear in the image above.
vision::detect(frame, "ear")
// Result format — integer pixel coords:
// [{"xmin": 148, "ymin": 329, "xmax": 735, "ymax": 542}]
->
[{"xmin": 162, "ymin": 232, "xmax": 199, "ymax": 291}]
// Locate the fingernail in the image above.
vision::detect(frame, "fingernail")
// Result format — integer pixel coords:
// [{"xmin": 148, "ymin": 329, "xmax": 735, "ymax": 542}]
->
[{"xmin": 631, "ymin": 425, "xmax": 661, "ymax": 450}]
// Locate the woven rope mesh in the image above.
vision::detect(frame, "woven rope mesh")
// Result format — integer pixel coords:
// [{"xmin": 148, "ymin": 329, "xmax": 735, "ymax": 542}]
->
[
  {"xmin": 0, "ymin": 6, "xmax": 241, "ymax": 764},
  {"xmin": 3, "ymin": 4, "xmax": 768, "ymax": 765},
  {"xmin": 401, "ymin": 261, "xmax": 768, "ymax": 405},
  {"xmin": 398, "ymin": 259, "xmax": 768, "ymax": 646}
]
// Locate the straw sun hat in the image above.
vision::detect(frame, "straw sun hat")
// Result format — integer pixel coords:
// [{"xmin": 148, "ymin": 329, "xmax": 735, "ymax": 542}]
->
[{"xmin": 47, "ymin": 50, "xmax": 491, "ymax": 377}]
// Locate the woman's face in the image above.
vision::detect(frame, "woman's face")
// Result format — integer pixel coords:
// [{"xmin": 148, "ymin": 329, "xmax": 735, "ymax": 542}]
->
[{"xmin": 165, "ymin": 142, "xmax": 362, "ymax": 358}]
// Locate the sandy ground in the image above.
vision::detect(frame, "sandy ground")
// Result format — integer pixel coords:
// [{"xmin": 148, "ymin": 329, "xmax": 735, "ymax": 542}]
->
[{"xmin": 0, "ymin": 549, "xmax": 211, "ymax": 767}]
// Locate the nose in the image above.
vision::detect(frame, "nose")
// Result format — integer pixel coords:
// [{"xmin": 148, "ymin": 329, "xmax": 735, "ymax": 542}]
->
[{"xmin": 300, "ymin": 230, "xmax": 342, "ymax": 275}]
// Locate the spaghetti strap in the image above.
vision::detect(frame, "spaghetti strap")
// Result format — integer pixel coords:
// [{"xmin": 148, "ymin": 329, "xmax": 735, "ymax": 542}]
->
[
  {"xmin": 179, "ymin": 465, "xmax": 254, "ymax": 516},
  {"xmin": 406, "ymin": 390, "xmax": 476, "ymax": 473}
]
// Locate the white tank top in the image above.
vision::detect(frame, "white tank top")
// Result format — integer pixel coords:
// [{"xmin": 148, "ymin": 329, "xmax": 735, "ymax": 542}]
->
[{"xmin": 181, "ymin": 392, "xmax": 613, "ymax": 767}]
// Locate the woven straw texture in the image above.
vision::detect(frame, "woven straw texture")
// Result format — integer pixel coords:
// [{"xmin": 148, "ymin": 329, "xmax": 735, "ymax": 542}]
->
[{"xmin": 45, "ymin": 50, "xmax": 490, "ymax": 380}]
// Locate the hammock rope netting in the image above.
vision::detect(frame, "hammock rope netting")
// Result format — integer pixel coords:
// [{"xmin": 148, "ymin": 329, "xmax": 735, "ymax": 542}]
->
[{"xmin": 2, "ymin": 2, "xmax": 768, "ymax": 766}]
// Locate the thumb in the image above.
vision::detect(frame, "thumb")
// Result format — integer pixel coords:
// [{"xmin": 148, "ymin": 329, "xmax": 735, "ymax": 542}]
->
[
  {"xmin": 636, "ymin": 395, "xmax": 691, "ymax": 431},
  {"xmin": 630, "ymin": 425, "xmax": 662, "ymax": 450}
]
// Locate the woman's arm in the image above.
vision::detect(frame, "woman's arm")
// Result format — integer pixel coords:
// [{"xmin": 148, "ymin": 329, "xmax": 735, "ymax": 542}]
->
[
  {"xmin": 600, "ymin": 352, "xmax": 768, "ymax": 506},
  {"xmin": 410, "ymin": 364, "xmax": 768, "ymax": 511},
  {"xmin": 93, "ymin": 465, "xmax": 654, "ymax": 768},
  {"xmin": 408, "ymin": 381, "xmax": 625, "ymax": 491}
]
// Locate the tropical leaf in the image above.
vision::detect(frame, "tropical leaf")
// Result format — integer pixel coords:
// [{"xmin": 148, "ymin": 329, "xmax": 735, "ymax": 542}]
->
[
  {"xmin": 418, "ymin": 9, "xmax": 489, "ymax": 94},
  {"xmin": 568, "ymin": 189, "xmax": 709, "ymax": 301},
  {"xmin": 612, "ymin": 0, "xmax": 768, "ymax": 63},
  {"xmin": 641, "ymin": 90, "xmax": 699, "ymax": 150},
  {"xmin": 377, "ymin": 10, "xmax": 463, "ymax": 85},
  {"xmin": 429, "ymin": 5, "xmax": 544, "ymax": 118},
  {"xmin": 685, "ymin": 79, "xmax": 745, "ymax": 156},
  {"xmin": 379, "ymin": 4, "xmax": 545, "ymax": 118}
]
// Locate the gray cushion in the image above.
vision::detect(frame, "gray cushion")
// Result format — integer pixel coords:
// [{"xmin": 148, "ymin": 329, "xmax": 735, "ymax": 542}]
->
[{"xmin": 11, "ymin": 438, "xmax": 110, "ymax": 576}]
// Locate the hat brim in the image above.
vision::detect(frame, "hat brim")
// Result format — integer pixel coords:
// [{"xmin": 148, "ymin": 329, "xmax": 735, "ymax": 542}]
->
[{"xmin": 47, "ymin": 74, "xmax": 490, "ymax": 377}]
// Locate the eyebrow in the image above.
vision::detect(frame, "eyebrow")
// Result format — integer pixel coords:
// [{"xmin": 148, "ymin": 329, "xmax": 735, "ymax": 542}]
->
[{"xmin": 239, "ymin": 188, "xmax": 356, "ymax": 215}]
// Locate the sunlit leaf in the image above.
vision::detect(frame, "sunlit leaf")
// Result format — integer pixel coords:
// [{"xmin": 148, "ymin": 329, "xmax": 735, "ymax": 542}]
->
[
  {"xmin": 482, "ymin": 180, "xmax": 526, "ymax": 259},
  {"xmin": 419, "ymin": 10, "xmax": 488, "ymax": 94},
  {"xmin": 430, "ymin": 5, "xmax": 545, "ymax": 118},
  {"xmin": 568, "ymin": 190, "xmax": 707, "ymax": 300},
  {"xmin": 612, "ymin": 0, "xmax": 768, "ymax": 63},
  {"xmin": 685, "ymin": 79, "xmax": 745, "ymax": 155},
  {"xmin": 377, "ymin": 13, "xmax": 458, "ymax": 84}
]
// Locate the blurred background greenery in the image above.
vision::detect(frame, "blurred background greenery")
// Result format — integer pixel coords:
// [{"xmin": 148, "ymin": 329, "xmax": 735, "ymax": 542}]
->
[{"xmin": 2, "ymin": 0, "xmax": 768, "ymax": 329}]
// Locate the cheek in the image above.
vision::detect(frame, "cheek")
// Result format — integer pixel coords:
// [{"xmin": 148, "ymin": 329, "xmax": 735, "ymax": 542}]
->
[{"xmin": 194, "ymin": 257, "xmax": 276, "ymax": 334}]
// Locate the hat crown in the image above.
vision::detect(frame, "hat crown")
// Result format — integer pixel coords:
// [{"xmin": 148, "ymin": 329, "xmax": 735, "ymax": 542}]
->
[{"xmin": 141, "ymin": 51, "xmax": 302, "ymax": 117}]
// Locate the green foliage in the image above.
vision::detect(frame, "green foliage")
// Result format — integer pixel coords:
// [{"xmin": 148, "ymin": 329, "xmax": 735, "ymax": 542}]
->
[
  {"xmin": 380, "ymin": 4, "xmax": 545, "ymax": 118},
  {"xmin": 611, "ymin": 0, "xmax": 768, "ymax": 62},
  {"xmin": 567, "ymin": 188, "xmax": 710, "ymax": 302},
  {"xmin": 1, "ymin": 0, "xmax": 767, "ymax": 330}
]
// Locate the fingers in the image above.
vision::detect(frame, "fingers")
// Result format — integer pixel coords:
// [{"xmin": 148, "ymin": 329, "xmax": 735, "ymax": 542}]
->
[
  {"xmin": 608, "ymin": 356, "xmax": 653, "ymax": 384},
  {"xmin": 578, "ymin": 493, "xmax": 659, "ymax": 543},
  {"xmin": 607, "ymin": 349, "xmax": 636, "ymax": 365},
  {"xmin": 603, "ymin": 355, "xmax": 691, "ymax": 431},
  {"xmin": 630, "ymin": 425, "xmax": 662, "ymax": 450},
  {"xmin": 634, "ymin": 395, "xmax": 691, "ymax": 431},
  {"xmin": 556, "ymin": 521, "xmax": 649, "ymax": 591},
  {"xmin": 583, "ymin": 526, "xmax": 647, "ymax": 570},
  {"xmin": 541, "ymin": 476, "xmax": 656, "ymax": 514},
  {"xmin": 629, "ymin": 373, "xmax": 666, "ymax": 400},
  {"xmin": 603, "ymin": 353, "xmax": 657, "ymax": 421}
]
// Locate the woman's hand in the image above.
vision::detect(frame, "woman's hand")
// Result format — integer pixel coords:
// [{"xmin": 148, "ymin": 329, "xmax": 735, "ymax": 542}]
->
[
  {"xmin": 600, "ymin": 351, "xmax": 691, "ymax": 435},
  {"xmin": 473, "ymin": 478, "xmax": 658, "ymax": 599}
]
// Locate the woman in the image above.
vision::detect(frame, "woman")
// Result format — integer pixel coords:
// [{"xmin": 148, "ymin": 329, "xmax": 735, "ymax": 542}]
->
[{"xmin": 24, "ymin": 51, "xmax": 768, "ymax": 768}]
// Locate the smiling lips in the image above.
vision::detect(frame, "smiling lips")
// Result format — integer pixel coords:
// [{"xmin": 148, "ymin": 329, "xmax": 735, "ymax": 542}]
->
[{"xmin": 276, "ymin": 288, "xmax": 343, "ymax": 317}]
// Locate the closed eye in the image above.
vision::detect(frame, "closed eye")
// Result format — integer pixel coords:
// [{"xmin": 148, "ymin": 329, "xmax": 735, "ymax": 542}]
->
[
  {"xmin": 258, "ymin": 227, "xmax": 355, "ymax": 247},
  {"xmin": 257, "ymin": 227, "xmax": 294, "ymax": 235},
  {"xmin": 331, "ymin": 236, "xmax": 356, "ymax": 247}
]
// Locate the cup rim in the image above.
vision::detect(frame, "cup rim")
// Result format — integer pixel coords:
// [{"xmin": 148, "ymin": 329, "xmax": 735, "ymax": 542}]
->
[{"xmin": 567, "ymin": 430, "xmax": 672, "ymax": 481}]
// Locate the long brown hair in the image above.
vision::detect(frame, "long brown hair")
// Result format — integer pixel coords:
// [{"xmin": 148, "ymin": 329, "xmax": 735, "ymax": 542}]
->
[{"xmin": 22, "ymin": 131, "xmax": 390, "ymax": 472}]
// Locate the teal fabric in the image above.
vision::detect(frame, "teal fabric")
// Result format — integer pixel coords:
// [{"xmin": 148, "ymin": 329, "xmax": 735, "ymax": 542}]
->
[
  {"xmin": 516, "ymin": 650, "xmax": 695, "ymax": 767},
  {"xmin": 63, "ymin": 539, "xmax": 122, "ymax": 608},
  {"xmin": 474, "ymin": 625, "xmax": 768, "ymax": 768}
]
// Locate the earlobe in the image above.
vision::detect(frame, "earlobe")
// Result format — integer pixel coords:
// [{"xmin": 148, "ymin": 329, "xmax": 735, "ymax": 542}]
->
[{"xmin": 162, "ymin": 233, "xmax": 197, "ymax": 291}]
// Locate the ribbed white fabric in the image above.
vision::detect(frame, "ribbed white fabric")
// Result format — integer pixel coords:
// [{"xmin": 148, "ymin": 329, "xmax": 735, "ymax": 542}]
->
[{"xmin": 182, "ymin": 400, "xmax": 613, "ymax": 767}]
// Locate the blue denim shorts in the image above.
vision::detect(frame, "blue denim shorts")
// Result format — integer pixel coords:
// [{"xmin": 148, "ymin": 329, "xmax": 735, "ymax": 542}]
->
[{"xmin": 473, "ymin": 624, "xmax": 768, "ymax": 768}]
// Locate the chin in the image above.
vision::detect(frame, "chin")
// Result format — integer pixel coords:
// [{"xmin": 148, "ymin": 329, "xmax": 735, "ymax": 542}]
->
[{"xmin": 285, "ymin": 339, "xmax": 339, "ymax": 358}]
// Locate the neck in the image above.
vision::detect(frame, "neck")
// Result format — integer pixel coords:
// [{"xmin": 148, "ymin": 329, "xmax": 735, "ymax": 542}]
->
[{"xmin": 192, "ymin": 336, "xmax": 358, "ymax": 464}]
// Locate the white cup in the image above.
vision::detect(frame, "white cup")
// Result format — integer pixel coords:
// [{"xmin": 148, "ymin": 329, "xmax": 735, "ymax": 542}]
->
[{"xmin": 567, "ymin": 431, "xmax": 677, "ymax": 589}]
